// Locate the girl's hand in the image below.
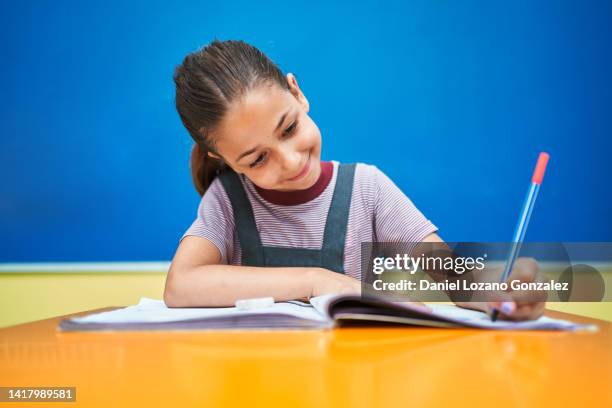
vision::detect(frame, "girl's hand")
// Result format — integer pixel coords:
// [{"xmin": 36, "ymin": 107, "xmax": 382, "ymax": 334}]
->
[
  {"xmin": 310, "ymin": 268, "xmax": 362, "ymax": 297},
  {"xmin": 463, "ymin": 257, "xmax": 547, "ymax": 321},
  {"xmin": 309, "ymin": 268, "xmax": 432, "ymax": 312}
]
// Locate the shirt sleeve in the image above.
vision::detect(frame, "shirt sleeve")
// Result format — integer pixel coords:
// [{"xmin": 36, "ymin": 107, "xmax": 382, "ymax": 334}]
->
[
  {"xmin": 373, "ymin": 166, "xmax": 438, "ymax": 245},
  {"xmin": 181, "ymin": 177, "xmax": 235, "ymax": 264}
]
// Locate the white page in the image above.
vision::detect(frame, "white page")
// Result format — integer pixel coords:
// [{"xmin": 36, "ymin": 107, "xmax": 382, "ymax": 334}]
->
[
  {"xmin": 69, "ymin": 298, "xmax": 328, "ymax": 324},
  {"xmin": 427, "ymin": 304, "xmax": 595, "ymax": 331}
]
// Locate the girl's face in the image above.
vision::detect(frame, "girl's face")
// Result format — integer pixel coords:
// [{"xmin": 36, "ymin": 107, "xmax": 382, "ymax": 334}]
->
[{"xmin": 209, "ymin": 74, "xmax": 322, "ymax": 192}]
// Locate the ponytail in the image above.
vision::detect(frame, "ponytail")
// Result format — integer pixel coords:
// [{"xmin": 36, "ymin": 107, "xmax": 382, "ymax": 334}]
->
[{"xmin": 190, "ymin": 144, "xmax": 225, "ymax": 197}]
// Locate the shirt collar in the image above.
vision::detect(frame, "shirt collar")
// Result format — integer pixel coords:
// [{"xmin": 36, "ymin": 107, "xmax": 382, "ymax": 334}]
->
[{"xmin": 252, "ymin": 161, "xmax": 334, "ymax": 206}]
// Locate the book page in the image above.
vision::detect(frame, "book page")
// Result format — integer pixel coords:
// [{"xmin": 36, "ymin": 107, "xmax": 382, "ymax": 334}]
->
[
  {"xmin": 68, "ymin": 298, "xmax": 329, "ymax": 325},
  {"xmin": 310, "ymin": 294, "xmax": 595, "ymax": 331},
  {"xmin": 427, "ymin": 304, "xmax": 594, "ymax": 331}
]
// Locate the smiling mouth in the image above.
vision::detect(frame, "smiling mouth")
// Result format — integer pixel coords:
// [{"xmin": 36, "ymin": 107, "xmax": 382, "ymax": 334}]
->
[{"xmin": 287, "ymin": 153, "xmax": 311, "ymax": 182}]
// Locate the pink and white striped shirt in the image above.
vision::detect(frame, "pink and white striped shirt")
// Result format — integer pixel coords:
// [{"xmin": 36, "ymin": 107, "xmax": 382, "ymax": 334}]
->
[{"xmin": 182, "ymin": 161, "xmax": 437, "ymax": 280}]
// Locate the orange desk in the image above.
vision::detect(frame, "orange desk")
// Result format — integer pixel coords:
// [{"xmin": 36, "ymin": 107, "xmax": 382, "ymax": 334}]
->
[{"xmin": 1, "ymin": 308, "xmax": 610, "ymax": 407}]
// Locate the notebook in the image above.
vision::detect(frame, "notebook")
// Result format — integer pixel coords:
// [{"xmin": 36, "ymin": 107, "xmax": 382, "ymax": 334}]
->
[{"xmin": 58, "ymin": 294, "xmax": 594, "ymax": 332}]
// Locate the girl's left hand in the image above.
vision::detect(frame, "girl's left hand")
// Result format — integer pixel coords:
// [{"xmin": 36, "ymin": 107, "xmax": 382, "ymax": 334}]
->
[{"xmin": 486, "ymin": 257, "xmax": 547, "ymax": 321}]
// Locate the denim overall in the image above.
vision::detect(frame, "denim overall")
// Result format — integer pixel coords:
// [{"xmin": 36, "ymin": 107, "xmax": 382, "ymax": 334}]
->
[{"xmin": 217, "ymin": 163, "xmax": 356, "ymax": 274}]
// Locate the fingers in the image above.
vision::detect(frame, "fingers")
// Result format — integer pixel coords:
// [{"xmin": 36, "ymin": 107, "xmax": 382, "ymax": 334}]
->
[
  {"xmin": 513, "ymin": 302, "xmax": 545, "ymax": 320},
  {"xmin": 511, "ymin": 257, "xmax": 539, "ymax": 278},
  {"xmin": 490, "ymin": 257, "xmax": 546, "ymax": 321},
  {"xmin": 516, "ymin": 289, "xmax": 547, "ymax": 304},
  {"xmin": 488, "ymin": 300, "xmax": 516, "ymax": 315},
  {"xmin": 506, "ymin": 258, "xmax": 547, "ymax": 307},
  {"xmin": 487, "ymin": 300, "xmax": 546, "ymax": 321}
]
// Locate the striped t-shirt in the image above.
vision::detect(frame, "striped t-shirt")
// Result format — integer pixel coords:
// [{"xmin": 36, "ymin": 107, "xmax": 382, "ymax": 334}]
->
[{"xmin": 182, "ymin": 161, "xmax": 437, "ymax": 280}]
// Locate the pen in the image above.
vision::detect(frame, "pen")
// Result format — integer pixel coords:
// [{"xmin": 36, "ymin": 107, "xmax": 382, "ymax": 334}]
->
[{"xmin": 491, "ymin": 152, "xmax": 550, "ymax": 322}]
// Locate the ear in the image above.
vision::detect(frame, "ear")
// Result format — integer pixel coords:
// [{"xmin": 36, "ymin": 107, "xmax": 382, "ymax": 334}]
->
[
  {"xmin": 207, "ymin": 150, "xmax": 242, "ymax": 174},
  {"xmin": 286, "ymin": 73, "xmax": 309, "ymax": 112}
]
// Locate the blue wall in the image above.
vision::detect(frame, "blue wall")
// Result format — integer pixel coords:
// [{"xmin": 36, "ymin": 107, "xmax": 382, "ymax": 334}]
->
[{"xmin": 1, "ymin": 0, "xmax": 611, "ymax": 262}]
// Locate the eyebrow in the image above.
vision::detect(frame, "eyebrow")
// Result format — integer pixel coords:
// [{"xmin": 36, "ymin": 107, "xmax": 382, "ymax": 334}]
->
[{"xmin": 235, "ymin": 109, "xmax": 291, "ymax": 163}]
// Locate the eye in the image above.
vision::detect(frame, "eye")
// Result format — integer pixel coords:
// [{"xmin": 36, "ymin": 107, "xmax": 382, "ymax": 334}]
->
[
  {"xmin": 282, "ymin": 120, "xmax": 299, "ymax": 138},
  {"xmin": 249, "ymin": 152, "xmax": 268, "ymax": 168}
]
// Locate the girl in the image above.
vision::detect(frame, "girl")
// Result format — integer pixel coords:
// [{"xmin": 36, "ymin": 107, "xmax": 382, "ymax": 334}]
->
[{"xmin": 164, "ymin": 40, "xmax": 544, "ymax": 321}]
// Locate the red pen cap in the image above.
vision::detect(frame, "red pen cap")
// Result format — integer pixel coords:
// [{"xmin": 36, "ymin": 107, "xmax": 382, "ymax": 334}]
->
[{"xmin": 531, "ymin": 152, "xmax": 550, "ymax": 185}]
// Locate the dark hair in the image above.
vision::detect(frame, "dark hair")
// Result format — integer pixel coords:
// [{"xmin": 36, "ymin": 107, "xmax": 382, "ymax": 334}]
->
[{"xmin": 174, "ymin": 40, "xmax": 289, "ymax": 195}]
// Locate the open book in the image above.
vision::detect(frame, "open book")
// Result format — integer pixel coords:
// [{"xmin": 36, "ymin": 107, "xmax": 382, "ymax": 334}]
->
[{"xmin": 59, "ymin": 294, "xmax": 593, "ymax": 332}]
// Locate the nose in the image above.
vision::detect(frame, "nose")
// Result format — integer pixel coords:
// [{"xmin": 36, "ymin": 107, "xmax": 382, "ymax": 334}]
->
[{"xmin": 277, "ymin": 144, "xmax": 302, "ymax": 172}]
